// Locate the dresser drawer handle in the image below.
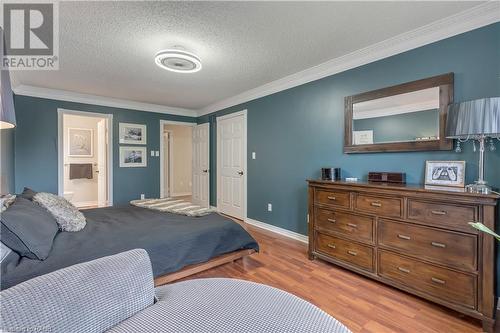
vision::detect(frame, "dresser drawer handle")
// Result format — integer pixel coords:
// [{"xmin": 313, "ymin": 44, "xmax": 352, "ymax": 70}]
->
[
  {"xmin": 431, "ymin": 210, "xmax": 447, "ymax": 216},
  {"xmin": 431, "ymin": 242, "xmax": 446, "ymax": 248},
  {"xmin": 370, "ymin": 202, "xmax": 382, "ymax": 207},
  {"xmin": 327, "ymin": 196, "xmax": 336, "ymax": 201},
  {"xmin": 397, "ymin": 234, "xmax": 411, "ymax": 240},
  {"xmin": 431, "ymin": 277, "xmax": 446, "ymax": 284},
  {"xmin": 398, "ymin": 267, "xmax": 410, "ymax": 273},
  {"xmin": 327, "ymin": 243, "xmax": 336, "ymax": 249},
  {"xmin": 347, "ymin": 250, "xmax": 357, "ymax": 256},
  {"xmin": 347, "ymin": 223, "xmax": 358, "ymax": 228},
  {"xmin": 327, "ymin": 218, "xmax": 336, "ymax": 223}
]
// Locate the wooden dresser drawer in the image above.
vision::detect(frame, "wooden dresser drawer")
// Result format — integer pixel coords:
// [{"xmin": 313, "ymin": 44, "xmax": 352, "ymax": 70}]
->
[
  {"xmin": 378, "ymin": 250, "xmax": 476, "ymax": 309},
  {"xmin": 316, "ymin": 232, "xmax": 374, "ymax": 272},
  {"xmin": 355, "ymin": 194, "xmax": 402, "ymax": 218},
  {"xmin": 378, "ymin": 219, "xmax": 477, "ymax": 271},
  {"xmin": 407, "ymin": 200, "xmax": 478, "ymax": 233},
  {"xmin": 315, "ymin": 189, "xmax": 351, "ymax": 208},
  {"xmin": 316, "ymin": 208, "xmax": 374, "ymax": 243}
]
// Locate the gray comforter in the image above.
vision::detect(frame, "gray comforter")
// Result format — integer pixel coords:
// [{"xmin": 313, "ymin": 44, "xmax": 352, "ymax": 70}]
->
[{"xmin": 1, "ymin": 205, "xmax": 258, "ymax": 290}]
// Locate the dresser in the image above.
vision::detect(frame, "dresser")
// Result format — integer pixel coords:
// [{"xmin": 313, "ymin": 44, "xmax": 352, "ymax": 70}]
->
[{"xmin": 307, "ymin": 180, "xmax": 499, "ymax": 331}]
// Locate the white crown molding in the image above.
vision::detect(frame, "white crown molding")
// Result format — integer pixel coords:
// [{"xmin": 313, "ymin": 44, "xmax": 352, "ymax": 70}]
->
[
  {"xmin": 197, "ymin": 2, "xmax": 500, "ymax": 116},
  {"xmin": 245, "ymin": 217, "xmax": 308, "ymax": 244},
  {"xmin": 13, "ymin": 85, "xmax": 198, "ymax": 117}
]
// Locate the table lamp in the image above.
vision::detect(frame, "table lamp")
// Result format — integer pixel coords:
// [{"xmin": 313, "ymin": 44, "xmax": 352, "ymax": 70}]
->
[{"xmin": 446, "ymin": 97, "xmax": 500, "ymax": 194}]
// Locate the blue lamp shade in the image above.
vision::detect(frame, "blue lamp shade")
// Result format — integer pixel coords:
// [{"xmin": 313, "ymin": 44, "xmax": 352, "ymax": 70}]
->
[
  {"xmin": 0, "ymin": 27, "xmax": 16, "ymax": 129},
  {"xmin": 446, "ymin": 97, "xmax": 500, "ymax": 139}
]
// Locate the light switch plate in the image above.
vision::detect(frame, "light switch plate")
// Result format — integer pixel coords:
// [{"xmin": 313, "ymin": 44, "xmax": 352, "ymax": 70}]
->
[
  {"xmin": 252, "ymin": 152, "xmax": 256, "ymax": 159},
  {"xmin": 155, "ymin": 151, "xmax": 160, "ymax": 157},
  {"xmin": 150, "ymin": 150, "xmax": 155, "ymax": 157}
]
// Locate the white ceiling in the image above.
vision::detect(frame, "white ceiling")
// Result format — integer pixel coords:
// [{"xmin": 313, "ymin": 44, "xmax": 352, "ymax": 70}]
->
[{"xmin": 11, "ymin": 1, "xmax": 491, "ymax": 114}]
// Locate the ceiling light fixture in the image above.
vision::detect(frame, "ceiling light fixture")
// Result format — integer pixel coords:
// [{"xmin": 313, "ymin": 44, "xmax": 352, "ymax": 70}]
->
[{"xmin": 154, "ymin": 49, "xmax": 202, "ymax": 73}]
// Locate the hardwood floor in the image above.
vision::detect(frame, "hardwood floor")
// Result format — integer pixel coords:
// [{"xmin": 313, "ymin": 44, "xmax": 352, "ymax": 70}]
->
[{"xmin": 186, "ymin": 223, "xmax": 483, "ymax": 333}]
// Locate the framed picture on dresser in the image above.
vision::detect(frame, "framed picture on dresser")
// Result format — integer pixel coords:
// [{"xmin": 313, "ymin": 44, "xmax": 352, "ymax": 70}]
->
[{"xmin": 425, "ymin": 160, "xmax": 465, "ymax": 188}]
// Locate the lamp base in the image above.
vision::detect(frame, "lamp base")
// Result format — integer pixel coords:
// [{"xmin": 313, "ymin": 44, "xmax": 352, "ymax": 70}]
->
[{"xmin": 466, "ymin": 181, "xmax": 492, "ymax": 195}]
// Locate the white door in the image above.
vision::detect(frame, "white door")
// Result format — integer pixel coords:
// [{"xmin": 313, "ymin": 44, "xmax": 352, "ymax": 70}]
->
[
  {"xmin": 217, "ymin": 112, "xmax": 246, "ymax": 219},
  {"xmin": 96, "ymin": 119, "xmax": 108, "ymax": 207},
  {"xmin": 192, "ymin": 123, "xmax": 210, "ymax": 207}
]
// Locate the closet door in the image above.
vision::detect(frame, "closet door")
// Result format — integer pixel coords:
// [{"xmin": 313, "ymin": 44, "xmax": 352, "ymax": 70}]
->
[{"xmin": 217, "ymin": 112, "xmax": 246, "ymax": 219}]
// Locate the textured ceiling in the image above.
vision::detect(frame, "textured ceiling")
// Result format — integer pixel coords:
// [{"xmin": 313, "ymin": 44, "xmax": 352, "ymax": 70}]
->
[{"xmin": 11, "ymin": 1, "xmax": 482, "ymax": 110}]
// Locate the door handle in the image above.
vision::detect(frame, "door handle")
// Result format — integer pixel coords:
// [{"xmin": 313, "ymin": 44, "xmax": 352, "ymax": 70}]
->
[
  {"xmin": 237, "ymin": 171, "xmax": 244, "ymax": 176},
  {"xmin": 202, "ymin": 169, "xmax": 208, "ymax": 173}
]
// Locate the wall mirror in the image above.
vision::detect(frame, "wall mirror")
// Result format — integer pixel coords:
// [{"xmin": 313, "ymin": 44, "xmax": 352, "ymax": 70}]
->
[{"xmin": 344, "ymin": 73, "xmax": 454, "ymax": 153}]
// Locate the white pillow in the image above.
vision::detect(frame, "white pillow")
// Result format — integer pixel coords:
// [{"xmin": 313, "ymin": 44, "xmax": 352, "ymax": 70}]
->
[
  {"xmin": 0, "ymin": 194, "xmax": 16, "ymax": 212},
  {"xmin": 33, "ymin": 192, "xmax": 86, "ymax": 232}
]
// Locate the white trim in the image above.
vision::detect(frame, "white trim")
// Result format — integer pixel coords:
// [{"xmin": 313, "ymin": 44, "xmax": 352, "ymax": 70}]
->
[
  {"xmin": 197, "ymin": 2, "xmax": 500, "ymax": 116},
  {"xmin": 216, "ymin": 109, "xmax": 248, "ymax": 220},
  {"xmin": 15, "ymin": 85, "xmax": 197, "ymax": 117},
  {"xmin": 57, "ymin": 108, "xmax": 114, "ymax": 206},
  {"xmin": 159, "ymin": 120, "xmax": 197, "ymax": 198},
  {"xmin": 245, "ymin": 218, "xmax": 309, "ymax": 244}
]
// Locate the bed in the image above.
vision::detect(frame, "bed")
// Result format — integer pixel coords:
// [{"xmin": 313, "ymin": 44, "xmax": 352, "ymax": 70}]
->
[{"xmin": 1, "ymin": 205, "xmax": 258, "ymax": 290}]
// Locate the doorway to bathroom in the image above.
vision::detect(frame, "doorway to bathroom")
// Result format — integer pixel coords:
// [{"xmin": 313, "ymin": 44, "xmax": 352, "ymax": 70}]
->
[{"xmin": 58, "ymin": 109, "xmax": 113, "ymax": 208}]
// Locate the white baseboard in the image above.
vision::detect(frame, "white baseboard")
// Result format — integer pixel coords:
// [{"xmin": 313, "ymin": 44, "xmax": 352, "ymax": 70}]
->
[
  {"xmin": 245, "ymin": 217, "xmax": 309, "ymax": 244},
  {"xmin": 210, "ymin": 205, "xmax": 218, "ymax": 210}
]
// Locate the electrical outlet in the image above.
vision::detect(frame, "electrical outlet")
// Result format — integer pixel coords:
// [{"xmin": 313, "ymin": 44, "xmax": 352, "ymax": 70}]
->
[
  {"xmin": 267, "ymin": 203, "xmax": 272, "ymax": 212},
  {"xmin": 150, "ymin": 150, "xmax": 155, "ymax": 157},
  {"xmin": 155, "ymin": 151, "xmax": 160, "ymax": 157},
  {"xmin": 140, "ymin": 194, "xmax": 145, "ymax": 200}
]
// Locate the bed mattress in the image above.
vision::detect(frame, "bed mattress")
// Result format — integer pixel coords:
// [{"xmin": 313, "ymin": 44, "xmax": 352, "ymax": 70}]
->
[{"xmin": 1, "ymin": 205, "xmax": 258, "ymax": 290}]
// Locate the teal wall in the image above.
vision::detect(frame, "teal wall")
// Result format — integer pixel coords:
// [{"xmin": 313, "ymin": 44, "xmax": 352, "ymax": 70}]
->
[
  {"xmin": 13, "ymin": 96, "xmax": 196, "ymax": 204},
  {"xmin": 199, "ymin": 22, "xmax": 500, "ymax": 236},
  {"xmin": 353, "ymin": 109, "xmax": 439, "ymax": 143},
  {"xmin": 0, "ymin": 128, "xmax": 15, "ymax": 194}
]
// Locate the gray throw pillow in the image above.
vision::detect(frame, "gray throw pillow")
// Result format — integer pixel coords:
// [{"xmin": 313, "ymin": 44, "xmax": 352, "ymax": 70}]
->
[
  {"xmin": 20, "ymin": 187, "xmax": 37, "ymax": 201},
  {"xmin": 33, "ymin": 192, "xmax": 86, "ymax": 232},
  {"xmin": 0, "ymin": 198, "xmax": 58, "ymax": 260}
]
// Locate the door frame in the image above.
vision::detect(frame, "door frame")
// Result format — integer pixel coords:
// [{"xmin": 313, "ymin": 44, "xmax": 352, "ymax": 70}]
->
[
  {"xmin": 159, "ymin": 120, "xmax": 197, "ymax": 198},
  {"xmin": 57, "ymin": 108, "xmax": 113, "ymax": 206},
  {"xmin": 216, "ymin": 109, "xmax": 248, "ymax": 220},
  {"xmin": 162, "ymin": 130, "xmax": 174, "ymax": 197}
]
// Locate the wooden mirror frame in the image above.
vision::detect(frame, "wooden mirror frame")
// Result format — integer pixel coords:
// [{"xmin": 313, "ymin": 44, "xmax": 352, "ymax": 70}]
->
[{"xmin": 344, "ymin": 73, "xmax": 454, "ymax": 153}]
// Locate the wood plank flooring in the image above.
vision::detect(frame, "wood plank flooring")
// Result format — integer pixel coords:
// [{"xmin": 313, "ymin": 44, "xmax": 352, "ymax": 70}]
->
[{"xmin": 185, "ymin": 223, "xmax": 483, "ymax": 333}]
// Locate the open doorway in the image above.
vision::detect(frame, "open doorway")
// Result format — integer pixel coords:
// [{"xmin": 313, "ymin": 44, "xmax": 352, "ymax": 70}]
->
[
  {"xmin": 58, "ymin": 109, "xmax": 112, "ymax": 208},
  {"xmin": 160, "ymin": 120, "xmax": 209, "ymax": 207},
  {"xmin": 160, "ymin": 122, "xmax": 193, "ymax": 200}
]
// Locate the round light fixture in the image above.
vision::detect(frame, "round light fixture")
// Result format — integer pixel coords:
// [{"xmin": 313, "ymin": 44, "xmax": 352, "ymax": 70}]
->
[{"xmin": 154, "ymin": 49, "xmax": 202, "ymax": 73}]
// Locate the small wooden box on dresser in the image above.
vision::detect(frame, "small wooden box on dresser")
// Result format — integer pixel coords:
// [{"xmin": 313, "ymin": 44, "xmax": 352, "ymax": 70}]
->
[{"xmin": 307, "ymin": 180, "xmax": 499, "ymax": 332}]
